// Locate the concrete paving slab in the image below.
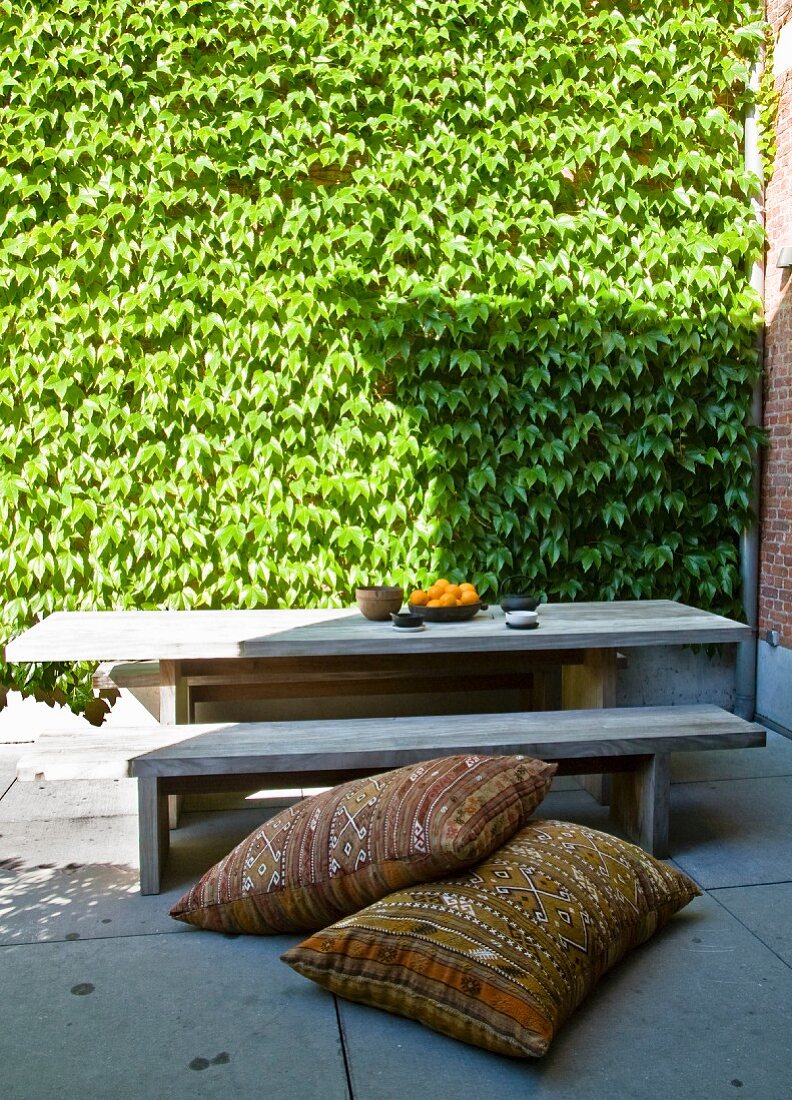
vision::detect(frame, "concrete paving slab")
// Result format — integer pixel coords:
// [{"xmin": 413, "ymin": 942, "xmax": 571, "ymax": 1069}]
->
[
  {"xmin": 670, "ymin": 776, "xmax": 792, "ymax": 889},
  {"xmin": 711, "ymin": 882, "xmax": 792, "ymax": 968},
  {"xmin": 0, "ymin": 805, "xmax": 269, "ymax": 872},
  {"xmin": 165, "ymin": 807, "xmax": 281, "ymax": 893},
  {"xmin": 337, "ymin": 892, "xmax": 792, "ymax": 1099},
  {"xmin": 548, "ymin": 775, "xmax": 579, "ymax": 792},
  {"xmin": 0, "ymin": 812, "xmax": 141, "ymax": 870},
  {"xmin": 0, "ymin": 776, "xmax": 300, "ymax": 820},
  {"xmin": 0, "ymin": 807, "xmax": 273, "ymax": 945},
  {"xmin": 0, "ymin": 860, "xmax": 189, "ymax": 946},
  {"xmin": 0, "ymin": 932, "xmax": 350, "ymax": 1100},
  {"xmin": 0, "ymin": 776, "xmax": 140, "ymax": 820},
  {"xmin": 529, "ymin": 788, "xmax": 615, "ymax": 834},
  {"xmin": 671, "ymin": 729, "xmax": 792, "ymax": 785},
  {"xmin": 541, "ymin": 770, "xmax": 792, "ymax": 892}
]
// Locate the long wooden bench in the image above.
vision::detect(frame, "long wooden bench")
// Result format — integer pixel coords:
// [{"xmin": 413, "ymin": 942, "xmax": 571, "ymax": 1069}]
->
[{"xmin": 16, "ymin": 704, "xmax": 765, "ymax": 895}]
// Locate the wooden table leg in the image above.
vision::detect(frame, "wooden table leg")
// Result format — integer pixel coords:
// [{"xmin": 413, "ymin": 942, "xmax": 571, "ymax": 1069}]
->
[
  {"xmin": 160, "ymin": 660, "xmax": 188, "ymax": 829},
  {"xmin": 561, "ymin": 648, "xmax": 617, "ymax": 804},
  {"xmin": 530, "ymin": 670, "xmax": 547, "ymax": 711},
  {"xmin": 610, "ymin": 754, "xmax": 670, "ymax": 857},
  {"xmin": 138, "ymin": 777, "xmax": 169, "ymax": 895}
]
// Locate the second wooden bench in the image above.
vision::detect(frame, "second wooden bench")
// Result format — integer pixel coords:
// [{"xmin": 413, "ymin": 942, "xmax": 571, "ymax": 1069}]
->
[{"xmin": 17, "ymin": 704, "xmax": 765, "ymax": 894}]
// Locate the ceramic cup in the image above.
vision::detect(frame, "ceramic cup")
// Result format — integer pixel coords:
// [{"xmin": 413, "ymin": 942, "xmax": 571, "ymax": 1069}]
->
[{"xmin": 505, "ymin": 609, "xmax": 538, "ymax": 626}]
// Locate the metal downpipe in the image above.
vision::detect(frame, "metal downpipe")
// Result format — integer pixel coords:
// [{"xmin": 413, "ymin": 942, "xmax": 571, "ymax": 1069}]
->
[{"xmin": 735, "ymin": 60, "xmax": 765, "ymax": 720}]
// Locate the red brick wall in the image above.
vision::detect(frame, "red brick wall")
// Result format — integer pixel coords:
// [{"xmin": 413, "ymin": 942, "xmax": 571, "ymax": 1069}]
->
[{"xmin": 760, "ymin": 2, "xmax": 792, "ymax": 643}]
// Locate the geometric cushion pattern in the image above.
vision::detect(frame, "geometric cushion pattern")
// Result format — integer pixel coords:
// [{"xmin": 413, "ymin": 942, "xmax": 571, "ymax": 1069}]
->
[
  {"xmin": 281, "ymin": 820, "xmax": 701, "ymax": 1057},
  {"xmin": 170, "ymin": 754, "xmax": 557, "ymax": 934}
]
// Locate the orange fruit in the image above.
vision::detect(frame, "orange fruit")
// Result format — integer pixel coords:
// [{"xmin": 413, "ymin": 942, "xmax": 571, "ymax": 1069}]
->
[
  {"xmin": 426, "ymin": 584, "xmax": 444, "ymax": 600},
  {"xmin": 444, "ymin": 584, "xmax": 462, "ymax": 599},
  {"xmin": 409, "ymin": 589, "xmax": 429, "ymax": 606},
  {"xmin": 459, "ymin": 590, "xmax": 479, "ymax": 605},
  {"xmin": 427, "ymin": 599, "xmax": 443, "ymax": 607},
  {"xmin": 434, "ymin": 578, "xmax": 450, "ymax": 592},
  {"xmin": 439, "ymin": 593, "xmax": 457, "ymax": 607},
  {"xmin": 459, "ymin": 582, "xmax": 476, "ymax": 593}
]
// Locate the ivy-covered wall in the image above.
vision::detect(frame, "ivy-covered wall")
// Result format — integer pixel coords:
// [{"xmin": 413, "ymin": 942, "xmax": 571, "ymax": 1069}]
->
[{"xmin": 0, "ymin": 1, "xmax": 765, "ymax": 705}]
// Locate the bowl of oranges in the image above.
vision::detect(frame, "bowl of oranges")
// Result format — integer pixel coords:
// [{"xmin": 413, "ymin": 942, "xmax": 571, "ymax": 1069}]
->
[{"xmin": 407, "ymin": 578, "xmax": 485, "ymax": 622}]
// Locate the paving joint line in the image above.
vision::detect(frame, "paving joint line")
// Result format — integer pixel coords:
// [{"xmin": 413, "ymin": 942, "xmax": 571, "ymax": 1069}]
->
[
  {"xmin": 708, "ymin": 878, "xmax": 792, "ymax": 891},
  {"xmin": 0, "ymin": 927, "xmax": 195, "ymax": 951},
  {"xmin": 333, "ymin": 995, "xmax": 355, "ymax": 1100},
  {"xmin": 707, "ymin": 888, "xmax": 792, "ymax": 973},
  {"xmin": 671, "ymin": 772, "xmax": 792, "ymax": 786}
]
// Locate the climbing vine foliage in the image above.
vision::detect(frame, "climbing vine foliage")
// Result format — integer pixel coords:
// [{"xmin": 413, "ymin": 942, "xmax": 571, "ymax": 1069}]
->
[{"xmin": 0, "ymin": 1, "xmax": 766, "ymax": 707}]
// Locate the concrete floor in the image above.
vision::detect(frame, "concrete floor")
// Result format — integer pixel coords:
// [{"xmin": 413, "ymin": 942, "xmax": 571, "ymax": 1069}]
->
[{"xmin": 1, "ymin": 694, "xmax": 791, "ymax": 1099}]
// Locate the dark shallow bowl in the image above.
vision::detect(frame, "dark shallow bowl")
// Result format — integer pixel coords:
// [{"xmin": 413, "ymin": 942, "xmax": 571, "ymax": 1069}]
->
[
  {"xmin": 390, "ymin": 612, "xmax": 424, "ymax": 628},
  {"xmin": 407, "ymin": 602, "xmax": 486, "ymax": 623},
  {"xmin": 500, "ymin": 594, "xmax": 540, "ymax": 613}
]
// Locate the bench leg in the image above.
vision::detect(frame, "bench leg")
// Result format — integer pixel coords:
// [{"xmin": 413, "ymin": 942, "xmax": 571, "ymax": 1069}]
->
[
  {"xmin": 609, "ymin": 753, "xmax": 670, "ymax": 857},
  {"xmin": 160, "ymin": 660, "xmax": 189, "ymax": 830},
  {"xmin": 138, "ymin": 777, "xmax": 169, "ymax": 895},
  {"xmin": 168, "ymin": 795, "xmax": 183, "ymax": 830}
]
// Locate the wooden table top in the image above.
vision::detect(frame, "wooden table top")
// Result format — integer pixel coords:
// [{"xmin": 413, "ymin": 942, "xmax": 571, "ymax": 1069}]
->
[{"xmin": 4, "ymin": 601, "xmax": 752, "ymax": 662}]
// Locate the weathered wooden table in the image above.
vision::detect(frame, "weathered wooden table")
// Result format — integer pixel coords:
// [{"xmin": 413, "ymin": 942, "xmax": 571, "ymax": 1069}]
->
[
  {"xmin": 5, "ymin": 601, "xmax": 756, "ymax": 890},
  {"xmin": 5, "ymin": 600, "xmax": 751, "ymax": 723}
]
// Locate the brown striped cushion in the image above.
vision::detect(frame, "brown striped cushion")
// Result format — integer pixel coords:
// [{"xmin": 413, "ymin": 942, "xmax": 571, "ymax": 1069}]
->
[
  {"xmin": 170, "ymin": 754, "xmax": 556, "ymax": 934},
  {"xmin": 282, "ymin": 820, "xmax": 701, "ymax": 1057}
]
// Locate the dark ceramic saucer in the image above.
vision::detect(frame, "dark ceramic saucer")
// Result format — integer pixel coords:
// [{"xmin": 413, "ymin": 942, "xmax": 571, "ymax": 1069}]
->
[{"xmin": 390, "ymin": 612, "xmax": 425, "ymax": 629}]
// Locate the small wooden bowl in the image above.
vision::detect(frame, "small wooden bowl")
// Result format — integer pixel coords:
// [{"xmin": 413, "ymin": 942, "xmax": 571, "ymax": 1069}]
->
[{"xmin": 355, "ymin": 586, "xmax": 404, "ymax": 621}]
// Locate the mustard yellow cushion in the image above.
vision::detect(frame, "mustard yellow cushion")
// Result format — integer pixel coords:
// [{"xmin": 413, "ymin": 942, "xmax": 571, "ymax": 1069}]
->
[
  {"xmin": 170, "ymin": 754, "xmax": 556, "ymax": 934},
  {"xmin": 281, "ymin": 820, "xmax": 701, "ymax": 1057}
]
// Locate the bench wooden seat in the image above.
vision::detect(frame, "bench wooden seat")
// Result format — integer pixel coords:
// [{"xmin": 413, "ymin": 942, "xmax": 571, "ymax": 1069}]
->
[{"xmin": 16, "ymin": 704, "xmax": 765, "ymax": 895}]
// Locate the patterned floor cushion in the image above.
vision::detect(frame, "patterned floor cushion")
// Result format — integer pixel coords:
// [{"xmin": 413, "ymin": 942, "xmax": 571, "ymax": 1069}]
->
[
  {"xmin": 170, "ymin": 754, "xmax": 557, "ymax": 934},
  {"xmin": 281, "ymin": 819, "xmax": 701, "ymax": 1057}
]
